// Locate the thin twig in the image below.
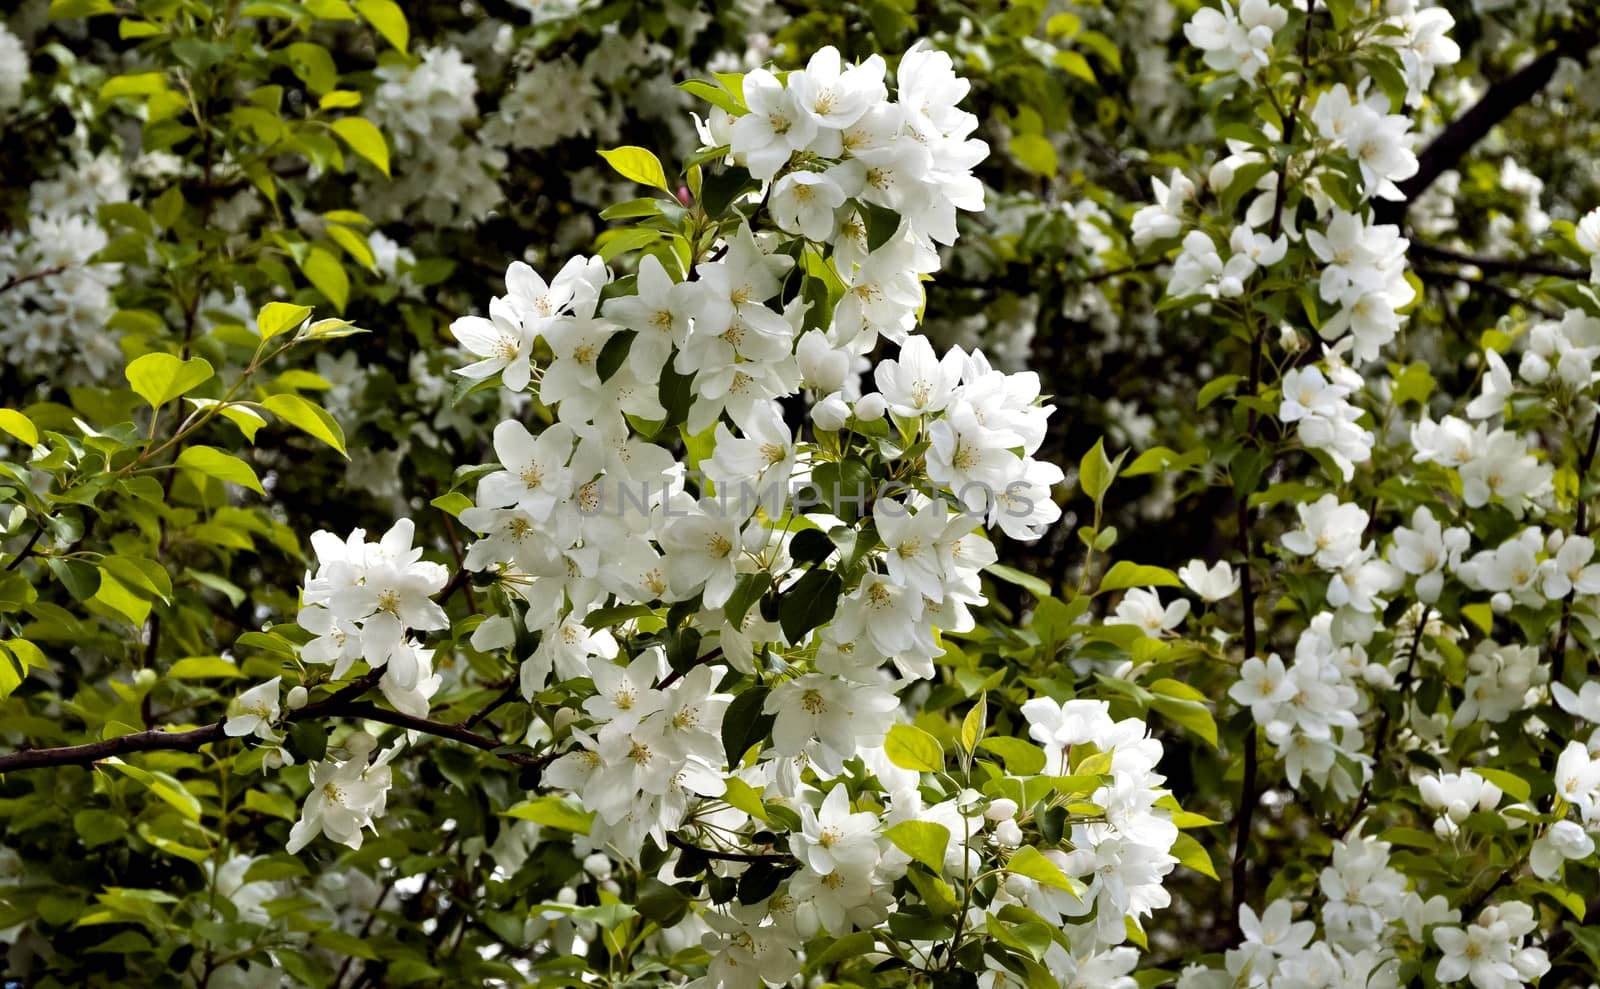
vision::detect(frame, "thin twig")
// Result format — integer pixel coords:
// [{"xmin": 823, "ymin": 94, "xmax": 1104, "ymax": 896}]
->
[
  {"xmin": 665, "ymin": 831, "xmax": 789, "ymax": 863},
  {"xmin": 0, "ymin": 266, "xmax": 66, "ymax": 295},
  {"xmin": 0, "ymin": 669, "xmax": 547, "ymax": 773}
]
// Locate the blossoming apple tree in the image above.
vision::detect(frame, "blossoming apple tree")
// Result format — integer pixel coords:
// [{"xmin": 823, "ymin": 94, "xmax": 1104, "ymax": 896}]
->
[{"xmin": 4, "ymin": 1, "xmax": 1600, "ymax": 987}]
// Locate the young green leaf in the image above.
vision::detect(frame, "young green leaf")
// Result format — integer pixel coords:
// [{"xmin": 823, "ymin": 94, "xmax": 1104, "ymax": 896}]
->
[
  {"xmin": 125, "ymin": 353, "xmax": 215, "ymax": 409},
  {"xmin": 599, "ymin": 146, "xmax": 671, "ymax": 193}
]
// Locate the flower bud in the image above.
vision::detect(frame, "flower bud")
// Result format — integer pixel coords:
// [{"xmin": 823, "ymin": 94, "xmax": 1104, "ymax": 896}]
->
[
  {"xmin": 263, "ymin": 749, "xmax": 285, "ymax": 770},
  {"xmin": 583, "ymin": 853, "xmax": 613, "ymax": 881},
  {"xmin": 812, "ymin": 392, "xmax": 850, "ymax": 431},
  {"xmin": 1209, "ymin": 157, "xmax": 1236, "ymax": 193},
  {"xmin": 287, "ymin": 685, "xmax": 308, "ymax": 710},
  {"xmin": 854, "ymin": 393, "xmax": 887, "ymax": 421},
  {"xmin": 1490, "ymin": 592, "xmax": 1512, "ymax": 615},
  {"xmin": 994, "ymin": 820, "xmax": 1023, "ymax": 847},
  {"xmin": 985, "ymin": 798, "xmax": 1019, "ymax": 822},
  {"xmin": 797, "ymin": 330, "xmax": 848, "ymax": 394},
  {"xmin": 134, "ymin": 669, "xmax": 157, "ymax": 688}
]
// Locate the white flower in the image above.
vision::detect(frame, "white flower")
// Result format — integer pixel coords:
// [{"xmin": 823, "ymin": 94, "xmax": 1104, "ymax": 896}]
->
[
  {"xmin": 1280, "ymin": 495, "xmax": 1369, "ymax": 570},
  {"xmin": 1553, "ymin": 680, "xmax": 1600, "ymax": 722},
  {"xmin": 225, "ymin": 678, "xmax": 282, "ymax": 741},
  {"xmin": 286, "ymin": 739, "xmax": 402, "ymax": 853},
  {"xmin": 1229, "ymin": 654, "xmax": 1295, "ymax": 724},
  {"xmin": 1418, "ymin": 770, "xmax": 1501, "ymax": 834},
  {"xmin": 1178, "ymin": 559, "xmax": 1240, "ymax": 603},
  {"xmin": 1183, "ymin": 0, "xmax": 1288, "ymax": 84},
  {"xmin": 770, "ymin": 170, "xmax": 848, "ymax": 242},
  {"xmin": 731, "ymin": 69, "xmax": 816, "ymax": 180},
  {"xmin": 1130, "ymin": 169, "xmax": 1194, "ymax": 248},
  {"xmin": 874, "ymin": 334, "xmax": 964, "ymax": 419},
  {"xmin": 791, "ymin": 784, "xmax": 881, "ymax": 876},
  {"xmin": 451, "ymin": 296, "xmax": 535, "ymax": 391},
  {"xmin": 1529, "ymin": 819, "xmax": 1594, "ymax": 879},
  {"xmin": 476, "ymin": 420, "xmax": 578, "ymax": 520},
  {"xmin": 1110, "ymin": 587, "xmax": 1191, "ymax": 636},
  {"xmin": 1575, "ymin": 207, "xmax": 1600, "ymax": 282}
]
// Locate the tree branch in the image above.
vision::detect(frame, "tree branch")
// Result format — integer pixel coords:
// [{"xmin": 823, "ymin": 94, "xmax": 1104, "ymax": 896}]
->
[
  {"xmin": 0, "ymin": 669, "xmax": 544, "ymax": 773},
  {"xmin": 665, "ymin": 831, "xmax": 790, "ymax": 863},
  {"xmin": 1409, "ymin": 243, "xmax": 1585, "ymax": 281},
  {"xmin": 1376, "ymin": 16, "xmax": 1600, "ymax": 224},
  {"xmin": 0, "ymin": 266, "xmax": 65, "ymax": 295}
]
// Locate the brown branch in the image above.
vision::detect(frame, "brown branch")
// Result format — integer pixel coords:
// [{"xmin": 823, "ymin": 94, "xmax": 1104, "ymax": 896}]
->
[
  {"xmin": 1376, "ymin": 15, "xmax": 1600, "ymax": 224},
  {"xmin": 3, "ymin": 527, "xmax": 44, "ymax": 571},
  {"xmin": 0, "ymin": 669, "xmax": 544, "ymax": 773},
  {"xmin": 457, "ymin": 682, "xmax": 518, "ymax": 731},
  {"xmin": 0, "ymin": 266, "xmax": 65, "ymax": 295},
  {"xmin": 1230, "ymin": 2, "xmax": 1316, "ymax": 939},
  {"xmin": 1410, "ymin": 243, "xmax": 1585, "ymax": 281},
  {"xmin": 1553, "ymin": 413, "xmax": 1600, "ymax": 683},
  {"xmin": 665, "ymin": 831, "xmax": 790, "ymax": 864}
]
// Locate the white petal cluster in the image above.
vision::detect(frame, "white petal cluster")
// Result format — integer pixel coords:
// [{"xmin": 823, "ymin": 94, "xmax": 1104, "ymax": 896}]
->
[
  {"xmin": 285, "ymin": 733, "xmax": 404, "ymax": 853},
  {"xmin": 1309, "ymin": 83, "xmax": 1419, "ymax": 202},
  {"xmin": 1433, "ymin": 903, "xmax": 1550, "ymax": 989},
  {"xmin": 298, "ymin": 518, "xmax": 449, "ymax": 713},
  {"xmin": 1279, "ymin": 362, "xmax": 1373, "ymax": 481},
  {"xmin": 1306, "ymin": 211, "xmax": 1414, "ymax": 365},
  {"xmin": 1009, "ymin": 698, "xmax": 1179, "ymax": 946},
  {"xmin": 0, "ymin": 24, "xmax": 27, "ymax": 114},
  {"xmin": 1182, "ymin": 0, "xmax": 1288, "ymax": 84},
  {"xmin": 1411, "ymin": 415, "xmax": 1553, "ymax": 517}
]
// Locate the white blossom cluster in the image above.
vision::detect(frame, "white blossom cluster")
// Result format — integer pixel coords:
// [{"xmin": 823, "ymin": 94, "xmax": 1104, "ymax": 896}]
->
[{"xmin": 0, "ymin": 82, "xmax": 133, "ymax": 385}]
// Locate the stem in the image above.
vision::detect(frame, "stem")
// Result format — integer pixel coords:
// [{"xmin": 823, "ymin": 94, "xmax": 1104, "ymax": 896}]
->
[
  {"xmin": 1230, "ymin": 2, "xmax": 1315, "ymax": 938},
  {"xmin": 1553, "ymin": 410, "xmax": 1600, "ymax": 683},
  {"xmin": 665, "ymin": 831, "xmax": 788, "ymax": 863},
  {"xmin": 0, "ymin": 670, "xmax": 549, "ymax": 773},
  {"xmin": 3, "ymin": 527, "xmax": 44, "ymax": 571}
]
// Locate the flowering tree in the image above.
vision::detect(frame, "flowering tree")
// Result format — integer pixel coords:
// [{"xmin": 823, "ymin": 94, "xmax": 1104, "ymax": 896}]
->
[{"xmin": 5, "ymin": 1, "xmax": 1600, "ymax": 987}]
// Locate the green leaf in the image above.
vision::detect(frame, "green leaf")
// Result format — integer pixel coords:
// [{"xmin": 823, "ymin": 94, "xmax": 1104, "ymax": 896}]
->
[
  {"xmin": 1473, "ymin": 768, "xmax": 1531, "ymax": 804},
  {"xmin": 961, "ymin": 693, "xmax": 987, "ymax": 753},
  {"xmin": 1149, "ymin": 693, "xmax": 1218, "ymax": 748},
  {"xmin": 125, "ymin": 354, "xmax": 215, "ymax": 409},
  {"xmin": 778, "ymin": 568, "xmax": 842, "ymax": 642},
  {"xmin": 1007, "ymin": 846, "xmax": 1077, "ymax": 892},
  {"xmin": 327, "ymin": 224, "xmax": 376, "ymax": 271},
  {"xmin": 0, "ymin": 409, "xmax": 38, "ymax": 448},
  {"xmin": 599, "ymin": 146, "xmax": 671, "ymax": 193},
  {"xmin": 100, "ymin": 72, "xmax": 167, "ymax": 100},
  {"xmin": 985, "ymin": 563, "xmax": 1050, "ymax": 598},
  {"xmin": 1098, "ymin": 561, "xmax": 1181, "ymax": 593},
  {"xmin": 1078, "ymin": 438, "xmax": 1117, "ymax": 504},
  {"xmin": 257, "ymin": 302, "xmax": 314, "ymax": 341},
  {"xmin": 331, "ymin": 117, "xmax": 390, "ymax": 177},
  {"xmin": 1009, "ymin": 133, "xmax": 1058, "ymax": 178},
  {"xmin": 285, "ymin": 42, "xmax": 337, "ymax": 94},
  {"xmin": 166, "ymin": 656, "xmax": 244, "ymax": 680},
  {"xmin": 92, "ymin": 568, "xmax": 152, "ymax": 625},
  {"xmin": 354, "ymin": 0, "xmax": 408, "ymax": 51},
  {"xmin": 1171, "ymin": 832, "xmax": 1218, "ymax": 879},
  {"xmin": 503, "ymin": 796, "xmax": 593, "ymax": 834},
  {"xmin": 979, "ymin": 737, "xmax": 1049, "ymax": 776},
  {"xmin": 1054, "ymin": 50, "xmax": 1096, "ymax": 84},
  {"xmin": 243, "ymin": 789, "xmax": 298, "ymax": 821},
  {"xmin": 301, "ymin": 247, "xmax": 349, "ymax": 313},
  {"xmin": 720, "ymin": 777, "xmax": 768, "ymax": 822},
  {"xmin": 885, "ymin": 723, "xmax": 944, "ymax": 772},
  {"xmin": 1197, "ymin": 374, "xmax": 1243, "ymax": 410},
  {"xmin": 676, "ymin": 78, "xmax": 743, "ymax": 114},
  {"xmin": 176, "ymin": 446, "xmax": 266, "ymax": 495},
  {"xmin": 884, "ymin": 820, "xmax": 951, "ymax": 873},
  {"xmin": 721, "ymin": 686, "xmax": 772, "ymax": 766},
  {"xmin": 263, "ymin": 394, "xmax": 347, "ymax": 455}
]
